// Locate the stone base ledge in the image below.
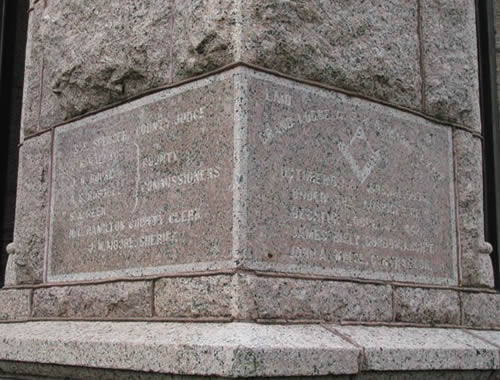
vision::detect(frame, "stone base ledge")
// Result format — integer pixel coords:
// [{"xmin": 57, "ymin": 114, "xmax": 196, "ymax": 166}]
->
[{"xmin": 0, "ymin": 322, "xmax": 499, "ymax": 378}]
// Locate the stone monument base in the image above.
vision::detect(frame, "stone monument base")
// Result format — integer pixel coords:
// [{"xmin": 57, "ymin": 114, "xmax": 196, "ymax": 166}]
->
[{"xmin": 0, "ymin": 322, "xmax": 499, "ymax": 379}]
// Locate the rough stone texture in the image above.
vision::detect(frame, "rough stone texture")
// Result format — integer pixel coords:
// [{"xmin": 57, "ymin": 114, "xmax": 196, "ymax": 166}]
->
[
  {"xmin": 461, "ymin": 292, "xmax": 500, "ymax": 329},
  {"xmin": 235, "ymin": 274, "xmax": 392, "ymax": 322},
  {"xmin": 32, "ymin": 282, "xmax": 152, "ymax": 318},
  {"xmin": 421, "ymin": 0, "xmax": 481, "ymax": 130},
  {"xmin": 394, "ymin": 287, "xmax": 460, "ymax": 325},
  {"xmin": 355, "ymin": 371, "xmax": 496, "ymax": 380},
  {"xmin": 32, "ymin": 0, "xmax": 426, "ymax": 131},
  {"xmin": 21, "ymin": 2, "xmax": 43, "ymax": 137},
  {"xmin": 0, "ymin": 289, "xmax": 31, "ymax": 320},
  {"xmin": 333, "ymin": 325, "xmax": 500, "ymax": 371},
  {"xmin": 454, "ymin": 130, "xmax": 495, "ymax": 287},
  {"xmin": 241, "ymin": 0, "xmax": 421, "ymax": 111},
  {"xmin": 8, "ymin": 133, "xmax": 51, "ymax": 285},
  {"xmin": 154, "ymin": 275, "xmax": 234, "ymax": 318},
  {"xmin": 171, "ymin": 0, "xmax": 236, "ymax": 82},
  {"xmin": 39, "ymin": 0, "xmax": 174, "ymax": 130},
  {"xmin": 0, "ymin": 322, "xmax": 360, "ymax": 377}
]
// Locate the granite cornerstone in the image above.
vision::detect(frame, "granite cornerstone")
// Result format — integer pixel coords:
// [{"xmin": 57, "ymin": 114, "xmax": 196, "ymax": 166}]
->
[{"xmin": 0, "ymin": 0, "xmax": 500, "ymax": 379}]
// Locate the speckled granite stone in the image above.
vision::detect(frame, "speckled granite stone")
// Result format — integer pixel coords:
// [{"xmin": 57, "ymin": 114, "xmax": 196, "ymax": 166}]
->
[
  {"xmin": 235, "ymin": 274, "xmax": 392, "ymax": 322},
  {"xmin": 0, "ymin": 289, "xmax": 31, "ymax": 320},
  {"xmin": 32, "ymin": 282, "xmax": 152, "ymax": 318},
  {"xmin": 21, "ymin": 1, "xmax": 43, "ymax": 137},
  {"xmin": 462, "ymin": 292, "xmax": 500, "ymax": 329},
  {"xmin": 0, "ymin": 322, "xmax": 360, "ymax": 377},
  {"xmin": 394, "ymin": 287, "xmax": 460, "ymax": 325},
  {"xmin": 421, "ymin": 0, "xmax": 481, "ymax": 130},
  {"xmin": 332, "ymin": 325, "xmax": 500, "ymax": 371},
  {"xmin": 9, "ymin": 133, "xmax": 51, "ymax": 285},
  {"xmin": 39, "ymin": 0, "xmax": 174, "ymax": 130},
  {"xmin": 240, "ymin": 0, "xmax": 421, "ymax": 111},
  {"xmin": 454, "ymin": 130, "xmax": 494, "ymax": 287},
  {"xmin": 154, "ymin": 275, "xmax": 234, "ymax": 318}
]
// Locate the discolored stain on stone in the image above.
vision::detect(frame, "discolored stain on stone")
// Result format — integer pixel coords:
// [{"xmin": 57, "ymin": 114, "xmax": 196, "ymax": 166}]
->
[
  {"xmin": 394, "ymin": 287, "xmax": 460, "ymax": 325},
  {"xmin": 421, "ymin": 0, "xmax": 481, "ymax": 130},
  {"xmin": 32, "ymin": 281, "xmax": 152, "ymax": 318}
]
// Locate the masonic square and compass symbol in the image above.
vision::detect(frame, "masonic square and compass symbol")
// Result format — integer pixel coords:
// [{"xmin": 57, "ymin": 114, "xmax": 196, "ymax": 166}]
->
[{"xmin": 338, "ymin": 125, "xmax": 381, "ymax": 184}]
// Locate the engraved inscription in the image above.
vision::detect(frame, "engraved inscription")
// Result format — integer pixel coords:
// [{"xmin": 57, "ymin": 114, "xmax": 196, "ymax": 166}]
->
[
  {"xmin": 49, "ymin": 80, "xmax": 233, "ymax": 281},
  {"xmin": 248, "ymin": 77, "xmax": 457, "ymax": 285}
]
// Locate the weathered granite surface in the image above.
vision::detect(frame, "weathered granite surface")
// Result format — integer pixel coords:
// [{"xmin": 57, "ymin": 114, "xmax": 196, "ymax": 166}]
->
[
  {"xmin": 0, "ymin": 289, "xmax": 31, "ymax": 320},
  {"xmin": 154, "ymin": 275, "xmax": 234, "ymax": 318},
  {"xmin": 21, "ymin": 2, "xmax": 43, "ymax": 137},
  {"xmin": 24, "ymin": 0, "xmax": 477, "ymax": 134},
  {"xmin": 421, "ymin": 0, "xmax": 481, "ymax": 130},
  {"xmin": 0, "ymin": 322, "xmax": 499, "ymax": 377},
  {"xmin": 236, "ymin": 274, "xmax": 392, "ymax": 322},
  {"xmin": 331, "ymin": 325, "xmax": 500, "ymax": 371},
  {"xmin": 394, "ymin": 287, "xmax": 460, "ymax": 325},
  {"xmin": 0, "ymin": 322, "xmax": 360, "ymax": 377},
  {"xmin": 8, "ymin": 133, "xmax": 51, "ymax": 285},
  {"xmin": 32, "ymin": 281, "xmax": 152, "ymax": 318},
  {"xmin": 462, "ymin": 292, "xmax": 500, "ymax": 328},
  {"xmin": 454, "ymin": 130, "xmax": 495, "ymax": 287}
]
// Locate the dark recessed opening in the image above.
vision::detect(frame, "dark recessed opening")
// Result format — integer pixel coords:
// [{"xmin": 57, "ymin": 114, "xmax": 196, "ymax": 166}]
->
[
  {"xmin": 476, "ymin": 0, "xmax": 500, "ymax": 288},
  {"xmin": 0, "ymin": 0, "xmax": 29, "ymax": 287}
]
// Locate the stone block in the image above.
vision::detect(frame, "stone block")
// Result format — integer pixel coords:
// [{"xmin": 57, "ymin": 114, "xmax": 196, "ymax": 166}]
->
[
  {"xmin": 21, "ymin": 2, "xmax": 43, "ymax": 137},
  {"xmin": 469, "ymin": 330, "xmax": 500, "ymax": 349},
  {"xmin": 47, "ymin": 72, "xmax": 235, "ymax": 282},
  {"xmin": 32, "ymin": 281, "xmax": 152, "ymax": 319},
  {"xmin": 10, "ymin": 133, "xmax": 51, "ymax": 285},
  {"xmin": 241, "ymin": 0, "xmax": 422, "ymax": 110},
  {"xmin": 39, "ymin": 0, "xmax": 174, "ymax": 129},
  {"xmin": 0, "ymin": 289, "xmax": 31, "ymax": 320},
  {"xmin": 0, "ymin": 322, "xmax": 360, "ymax": 377},
  {"xmin": 454, "ymin": 130, "xmax": 494, "ymax": 287},
  {"xmin": 236, "ymin": 274, "xmax": 392, "ymax": 322},
  {"xmin": 462, "ymin": 292, "xmax": 500, "ymax": 329},
  {"xmin": 243, "ymin": 69, "xmax": 457, "ymax": 286},
  {"xmin": 421, "ymin": 0, "xmax": 481, "ymax": 129},
  {"xmin": 394, "ymin": 287, "xmax": 460, "ymax": 325},
  {"xmin": 332, "ymin": 325, "xmax": 500, "ymax": 371},
  {"xmin": 154, "ymin": 275, "xmax": 234, "ymax": 318},
  {"xmin": 32, "ymin": 0, "xmax": 426, "ymax": 129}
]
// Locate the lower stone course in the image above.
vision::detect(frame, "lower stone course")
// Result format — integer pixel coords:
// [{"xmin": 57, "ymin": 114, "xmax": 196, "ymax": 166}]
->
[
  {"xmin": 462, "ymin": 292, "xmax": 500, "ymax": 329},
  {"xmin": 0, "ymin": 289, "xmax": 30, "ymax": 320},
  {"xmin": 0, "ymin": 322, "xmax": 498, "ymax": 378}
]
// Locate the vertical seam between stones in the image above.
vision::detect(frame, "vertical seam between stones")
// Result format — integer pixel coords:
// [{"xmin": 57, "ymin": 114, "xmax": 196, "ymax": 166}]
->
[
  {"xmin": 391, "ymin": 285, "xmax": 397, "ymax": 322},
  {"xmin": 168, "ymin": 0, "xmax": 176, "ymax": 83},
  {"xmin": 232, "ymin": 68, "xmax": 248, "ymax": 267},
  {"xmin": 29, "ymin": 288, "xmax": 34, "ymax": 318},
  {"xmin": 150, "ymin": 280, "xmax": 156, "ymax": 318},
  {"xmin": 417, "ymin": 0, "xmax": 426, "ymax": 113},
  {"xmin": 36, "ymin": 42, "xmax": 44, "ymax": 132},
  {"xmin": 42, "ymin": 129, "xmax": 55, "ymax": 283},
  {"xmin": 452, "ymin": 128, "xmax": 463, "ymax": 286},
  {"xmin": 321, "ymin": 324, "xmax": 364, "ymax": 373},
  {"xmin": 458, "ymin": 290, "xmax": 464, "ymax": 325}
]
